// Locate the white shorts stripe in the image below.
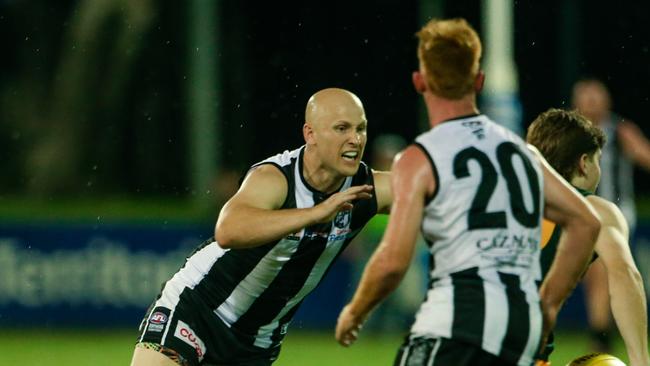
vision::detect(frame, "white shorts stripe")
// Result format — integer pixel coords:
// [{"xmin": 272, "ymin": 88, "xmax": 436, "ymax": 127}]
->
[
  {"xmin": 426, "ymin": 338, "xmax": 442, "ymax": 366},
  {"xmin": 161, "ymin": 308, "xmax": 176, "ymax": 345},
  {"xmin": 480, "ymin": 268, "xmax": 508, "ymax": 355},
  {"xmin": 138, "ymin": 305, "xmax": 157, "ymax": 342},
  {"xmin": 518, "ymin": 281, "xmax": 542, "ymax": 366},
  {"xmin": 411, "ymin": 276, "xmax": 453, "ymax": 339},
  {"xmin": 398, "ymin": 343, "xmax": 411, "ymax": 366}
]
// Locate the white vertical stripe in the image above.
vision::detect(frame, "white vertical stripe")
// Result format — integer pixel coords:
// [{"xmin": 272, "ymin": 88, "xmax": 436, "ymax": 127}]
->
[
  {"xmin": 517, "ymin": 281, "xmax": 542, "ymax": 366},
  {"xmin": 410, "ymin": 276, "xmax": 453, "ymax": 339},
  {"xmin": 398, "ymin": 343, "xmax": 411, "ymax": 366},
  {"xmin": 214, "ymin": 238, "xmax": 299, "ymax": 324},
  {"xmin": 479, "ymin": 268, "xmax": 509, "ymax": 355},
  {"xmin": 426, "ymin": 338, "xmax": 442, "ymax": 366}
]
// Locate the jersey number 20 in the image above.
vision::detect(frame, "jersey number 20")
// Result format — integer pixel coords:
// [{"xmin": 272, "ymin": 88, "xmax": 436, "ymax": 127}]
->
[{"xmin": 453, "ymin": 142, "xmax": 540, "ymax": 229}]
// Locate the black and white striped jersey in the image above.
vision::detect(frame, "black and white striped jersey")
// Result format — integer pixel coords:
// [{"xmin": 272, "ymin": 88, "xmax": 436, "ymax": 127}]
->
[
  {"xmin": 597, "ymin": 114, "xmax": 636, "ymax": 229},
  {"xmin": 154, "ymin": 146, "xmax": 377, "ymax": 350},
  {"xmin": 412, "ymin": 114, "xmax": 544, "ymax": 366}
]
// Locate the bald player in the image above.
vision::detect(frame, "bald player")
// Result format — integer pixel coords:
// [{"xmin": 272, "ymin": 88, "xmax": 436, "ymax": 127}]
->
[{"xmin": 130, "ymin": 88, "xmax": 392, "ymax": 366}]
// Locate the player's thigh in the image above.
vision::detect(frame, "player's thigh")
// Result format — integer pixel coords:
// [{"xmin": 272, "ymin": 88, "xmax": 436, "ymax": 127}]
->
[{"xmin": 131, "ymin": 346, "xmax": 180, "ymax": 366}]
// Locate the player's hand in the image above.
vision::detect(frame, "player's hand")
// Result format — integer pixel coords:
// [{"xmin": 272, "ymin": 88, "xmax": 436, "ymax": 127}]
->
[
  {"xmin": 312, "ymin": 185, "xmax": 373, "ymax": 224},
  {"xmin": 335, "ymin": 304, "xmax": 366, "ymax": 347}
]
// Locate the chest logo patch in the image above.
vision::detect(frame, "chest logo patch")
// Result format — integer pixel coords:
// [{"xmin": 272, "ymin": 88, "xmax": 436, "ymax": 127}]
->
[{"xmin": 334, "ymin": 210, "xmax": 351, "ymax": 228}]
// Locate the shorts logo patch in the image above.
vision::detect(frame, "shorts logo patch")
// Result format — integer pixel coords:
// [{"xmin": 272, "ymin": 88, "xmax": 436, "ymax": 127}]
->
[
  {"xmin": 174, "ymin": 320, "xmax": 206, "ymax": 361},
  {"xmin": 148, "ymin": 311, "xmax": 168, "ymax": 332},
  {"xmin": 150, "ymin": 312, "xmax": 168, "ymax": 324}
]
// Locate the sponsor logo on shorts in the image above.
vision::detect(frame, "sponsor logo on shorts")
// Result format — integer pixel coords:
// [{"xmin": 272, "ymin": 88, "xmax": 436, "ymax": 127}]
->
[
  {"xmin": 147, "ymin": 311, "xmax": 168, "ymax": 332},
  {"xmin": 150, "ymin": 312, "xmax": 168, "ymax": 324},
  {"xmin": 174, "ymin": 320, "xmax": 206, "ymax": 361}
]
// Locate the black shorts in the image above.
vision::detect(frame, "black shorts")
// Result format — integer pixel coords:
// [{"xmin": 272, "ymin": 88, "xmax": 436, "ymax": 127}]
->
[
  {"xmin": 136, "ymin": 298, "xmax": 280, "ymax": 366},
  {"xmin": 394, "ymin": 336, "xmax": 519, "ymax": 366}
]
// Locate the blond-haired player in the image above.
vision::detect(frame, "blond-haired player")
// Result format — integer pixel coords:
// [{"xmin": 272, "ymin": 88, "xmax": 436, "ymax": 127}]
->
[{"xmin": 336, "ymin": 18, "xmax": 601, "ymax": 366}]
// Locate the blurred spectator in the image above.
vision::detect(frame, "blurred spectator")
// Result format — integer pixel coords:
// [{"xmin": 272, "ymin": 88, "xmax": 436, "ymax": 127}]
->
[{"xmin": 572, "ymin": 78, "xmax": 650, "ymax": 352}]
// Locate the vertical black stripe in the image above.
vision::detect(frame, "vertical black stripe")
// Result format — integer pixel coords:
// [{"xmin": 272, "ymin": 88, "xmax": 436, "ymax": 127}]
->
[
  {"xmin": 497, "ymin": 272, "xmax": 530, "ymax": 362},
  {"xmin": 450, "ymin": 267, "xmax": 485, "ymax": 344},
  {"xmin": 421, "ymin": 252, "xmax": 435, "ymax": 305}
]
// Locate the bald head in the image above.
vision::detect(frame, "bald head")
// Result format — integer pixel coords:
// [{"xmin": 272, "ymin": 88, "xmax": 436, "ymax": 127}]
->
[
  {"xmin": 302, "ymin": 88, "xmax": 368, "ymax": 179},
  {"xmin": 305, "ymin": 88, "xmax": 366, "ymax": 127}
]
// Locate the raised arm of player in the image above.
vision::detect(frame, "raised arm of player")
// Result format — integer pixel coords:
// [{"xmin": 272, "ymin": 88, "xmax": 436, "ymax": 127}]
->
[
  {"xmin": 215, "ymin": 164, "xmax": 373, "ymax": 249},
  {"xmin": 533, "ymin": 148, "xmax": 601, "ymax": 340},
  {"xmin": 618, "ymin": 120, "xmax": 650, "ymax": 172},
  {"xmin": 586, "ymin": 195, "xmax": 649, "ymax": 366},
  {"xmin": 336, "ymin": 146, "xmax": 431, "ymax": 347},
  {"xmin": 372, "ymin": 170, "xmax": 392, "ymax": 214}
]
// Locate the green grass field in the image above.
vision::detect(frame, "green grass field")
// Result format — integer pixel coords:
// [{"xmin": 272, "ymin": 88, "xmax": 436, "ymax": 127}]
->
[{"xmin": 0, "ymin": 328, "xmax": 629, "ymax": 365}]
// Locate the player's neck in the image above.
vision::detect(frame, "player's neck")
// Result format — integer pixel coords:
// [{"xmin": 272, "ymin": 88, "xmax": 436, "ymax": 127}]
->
[
  {"xmin": 570, "ymin": 177, "xmax": 594, "ymax": 193},
  {"xmin": 424, "ymin": 92, "xmax": 479, "ymax": 128},
  {"xmin": 302, "ymin": 147, "xmax": 346, "ymax": 193}
]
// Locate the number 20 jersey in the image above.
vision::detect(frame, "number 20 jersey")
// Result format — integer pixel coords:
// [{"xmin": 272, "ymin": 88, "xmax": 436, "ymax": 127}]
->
[{"xmin": 412, "ymin": 114, "xmax": 544, "ymax": 366}]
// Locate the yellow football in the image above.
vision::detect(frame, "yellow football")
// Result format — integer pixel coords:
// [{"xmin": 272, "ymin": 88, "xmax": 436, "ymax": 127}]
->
[{"xmin": 566, "ymin": 353, "xmax": 626, "ymax": 366}]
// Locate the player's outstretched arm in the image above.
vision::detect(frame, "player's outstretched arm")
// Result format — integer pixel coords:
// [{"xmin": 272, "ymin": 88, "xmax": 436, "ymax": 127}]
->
[
  {"xmin": 619, "ymin": 120, "xmax": 650, "ymax": 171},
  {"xmin": 587, "ymin": 195, "xmax": 649, "ymax": 366},
  {"xmin": 336, "ymin": 146, "xmax": 431, "ymax": 347},
  {"xmin": 215, "ymin": 164, "xmax": 373, "ymax": 249},
  {"xmin": 533, "ymin": 149, "xmax": 601, "ymax": 340},
  {"xmin": 371, "ymin": 170, "xmax": 392, "ymax": 214}
]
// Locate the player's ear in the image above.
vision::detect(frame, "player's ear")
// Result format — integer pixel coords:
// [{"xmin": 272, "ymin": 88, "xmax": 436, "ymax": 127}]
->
[
  {"xmin": 577, "ymin": 153, "xmax": 589, "ymax": 176},
  {"xmin": 412, "ymin": 71, "xmax": 426, "ymax": 94},
  {"xmin": 475, "ymin": 71, "xmax": 485, "ymax": 93},
  {"xmin": 303, "ymin": 123, "xmax": 315, "ymax": 145}
]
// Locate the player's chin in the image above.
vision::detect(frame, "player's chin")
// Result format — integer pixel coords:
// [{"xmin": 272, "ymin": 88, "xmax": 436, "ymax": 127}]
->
[{"xmin": 338, "ymin": 159, "xmax": 360, "ymax": 176}]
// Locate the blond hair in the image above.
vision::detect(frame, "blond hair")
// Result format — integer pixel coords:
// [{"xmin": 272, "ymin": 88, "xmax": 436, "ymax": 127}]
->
[{"xmin": 416, "ymin": 18, "xmax": 482, "ymax": 99}]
